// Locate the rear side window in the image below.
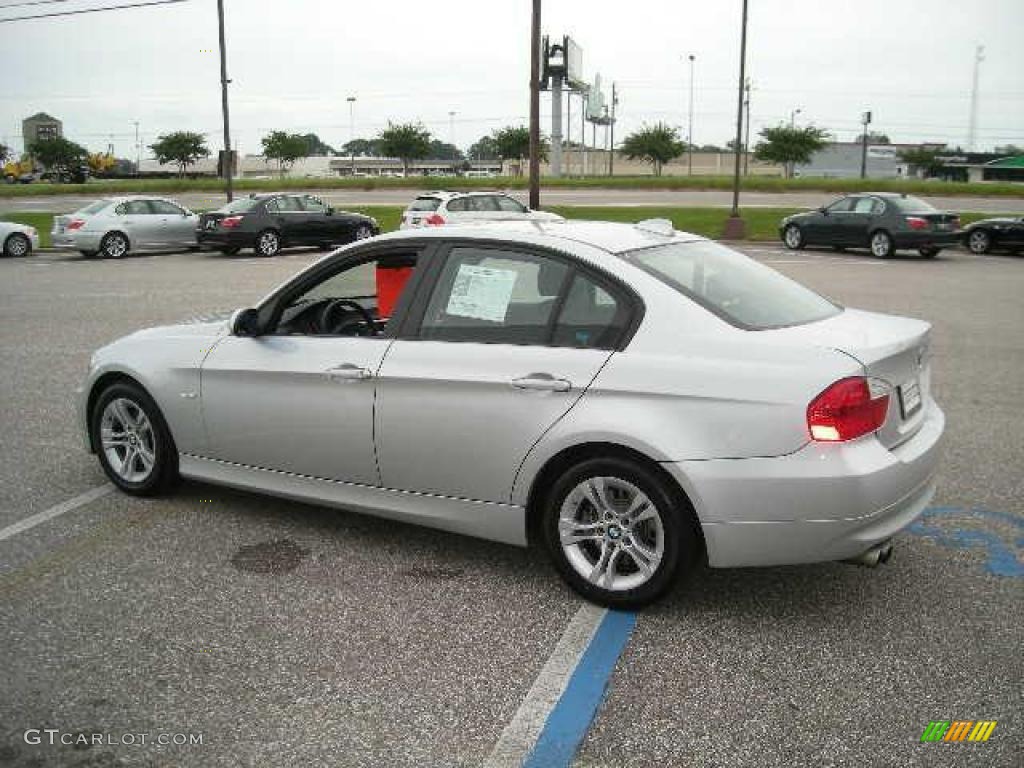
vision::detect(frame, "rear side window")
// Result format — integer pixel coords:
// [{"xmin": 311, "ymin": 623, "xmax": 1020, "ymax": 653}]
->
[
  {"xmin": 892, "ymin": 195, "xmax": 937, "ymax": 213},
  {"xmin": 116, "ymin": 200, "xmax": 152, "ymax": 215},
  {"xmin": 150, "ymin": 200, "xmax": 185, "ymax": 215},
  {"xmin": 408, "ymin": 197, "xmax": 441, "ymax": 212},
  {"xmin": 301, "ymin": 195, "xmax": 327, "ymax": 213},
  {"xmin": 495, "ymin": 196, "xmax": 527, "ymax": 213},
  {"xmin": 446, "ymin": 198, "xmax": 468, "ymax": 212},
  {"xmin": 218, "ymin": 198, "xmax": 259, "ymax": 214},
  {"xmin": 625, "ymin": 240, "xmax": 840, "ymax": 330},
  {"xmin": 552, "ymin": 274, "xmax": 630, "ymax": 349}
]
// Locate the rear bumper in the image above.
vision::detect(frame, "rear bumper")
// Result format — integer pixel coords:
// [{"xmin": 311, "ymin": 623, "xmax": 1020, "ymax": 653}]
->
[
  {"xmin": 196, "ymin": 230, "xmax": 253, "ymax": 248},
  {"xmin": 669, "ymin": 401, "xmax": 945, "ymax": 567},
  {"xmin": 50, "ymin": 231, "xmax": 102, "ymax": 251},
  {"xmin": 893, "ymin": 231, "xmax": 959, "ymax": 249}
]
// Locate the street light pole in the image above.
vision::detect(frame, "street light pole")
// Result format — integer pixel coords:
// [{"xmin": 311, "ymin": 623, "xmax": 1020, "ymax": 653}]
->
[
  {"xmin": 133, "ymin": 120, "xmax": 140, "ymax": 176},
  {"xmin": 216, "ymin": 0, "xmax": 233, "ymax": 202},
  {"xmin": 859, "ymin": 110, "xmax": 872, "ymax": 179},
  {"xmin": 347, "ymin": 96, "xmax": 356, "ymax": 175},
  {"xmin": 743, "ymin": 78, "xmax": 751, "ymax": 176},
  {"xmin": 528, "ymin": 0, "xmax": 541, "ymax": 208},
  {"xmin": 725, "ymin": 0, "xmax": 748, "ymax": 238},
  {"xmin": 787, "ymin": 108, "xmax": 801, "ymax": 178},
  {"xmin": 687, "ymin": 54, "xmax": 695, "ymax": 175}
]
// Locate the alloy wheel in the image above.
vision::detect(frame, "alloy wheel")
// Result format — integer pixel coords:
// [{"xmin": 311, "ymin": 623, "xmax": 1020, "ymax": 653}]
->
[
  {"xmin": 5, "ymin": 234, "xmax": 29, "ymax": 257},
  {"xmin": 355, "ymin": 225, "xmax": 373, "ymax": 240},
  {"xmin": 103, "ymin": 233, "xmax": 128, "ymax": 258},
  {"xmin": 558, "ymin": 476, "xmax": 665, "ymax": 592},
  {"xmin": 783, "ymin": 225, "xmax": 803, "ymax": 250},
  {"xmin": 968, "ymin": 230, "xmax": 991, "ymax": 254},
  {"xmin": 258, "ymin": 231, "xmax": 280, "ymax": 256},
  {"xmin": 100, "ymin": 397, "xmax": 156, "ymax": 483},
  {"xmin": 870, "ymin": 232, "xmax": 893, "ymax": 258}
]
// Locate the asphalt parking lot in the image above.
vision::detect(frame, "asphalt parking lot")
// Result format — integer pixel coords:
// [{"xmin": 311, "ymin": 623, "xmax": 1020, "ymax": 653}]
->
[{"xmin": 0, "ymin": 243, "xmax": 1021, "ymax": 767}]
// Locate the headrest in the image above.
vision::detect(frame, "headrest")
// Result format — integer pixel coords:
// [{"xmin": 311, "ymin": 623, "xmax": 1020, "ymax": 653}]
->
[{"xmin": 537, "ymin": 261, "xmax": 565, "ymax": 296}]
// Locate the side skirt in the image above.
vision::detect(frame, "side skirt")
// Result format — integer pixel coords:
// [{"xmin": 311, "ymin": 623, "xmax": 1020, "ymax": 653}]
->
[{"xmin": 179, "ymin": 453, "xmax": 527, "ymax": 546}]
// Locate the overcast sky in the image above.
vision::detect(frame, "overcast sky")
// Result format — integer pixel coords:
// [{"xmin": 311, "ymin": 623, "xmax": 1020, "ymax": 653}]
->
[{"xmin": 1, "ymin": 0, "xmax": 1022, "ymax": 160}]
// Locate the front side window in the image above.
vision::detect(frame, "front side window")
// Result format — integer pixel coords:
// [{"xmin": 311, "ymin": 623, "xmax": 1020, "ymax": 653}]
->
[
  {"xmin": 301, "ymin": 195, "xmax": 327, "ymax": 213},
  {"xmin": 116, "ymin": 200, "xmax": 151, "ymax": 215},
  {"xmin": 420, "ymin": 247, "xmax": 567, "ymax": 345},
  {"xmin": 150, "ymin": 200, "xmax": 186, "ymax": 215},
  {"xmin": 853, "ymin": 197, "xmax": 876, "ymax": 214},
  {"xmin": 625, "ymin": 240, "xmax": 840, "ymax": 330},
  {"xmin": 826, "ymin": 197, "xmax": 856, "ymax": 213}
]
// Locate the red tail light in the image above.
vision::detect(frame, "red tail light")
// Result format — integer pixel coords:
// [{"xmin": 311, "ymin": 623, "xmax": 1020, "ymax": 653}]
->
[
  {"xmin": 807, "ymin": 377, "xmax": 889, "ymax": 442},
  {"xmin": 221, "ymin": 215, "xmax": 243, "ymax": 228},
  {"xmin": 424, "ymin": 213, "xmax": 446, "ymax": 226},
  {"xmin": 67, "ymin": 219, "xmax": 85, "ymax": 230},
  {"xmin": 905, "ymin": 216, "xmax": 929, "ymax": 231}
]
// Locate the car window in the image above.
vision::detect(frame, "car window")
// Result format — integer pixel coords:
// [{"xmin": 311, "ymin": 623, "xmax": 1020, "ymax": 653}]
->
[
  {"xmin": 408, "ymin": 197, "xmax": 441, "ymax": 212},
  {"xmin": 446, "ymin": 197, "xmax": 468, "ymax": 212},
  {"xmin": 891, "ymin": 195, "xmax": 937, "ymax": 213},
  {"xmin": 116, "ymin": 200, "xmax": 152, "ymax": 215},
  {"xmin": 420, "ymin": 246, "xmax": 568, "ymax": 345},
  {"xmin": 150, "ymin": 200, "xmax": 186, "ymax": 215},
  {"xmin": 625, "ymin": 240, "xmax": 840, "ymax": 330},
  {"xmin": 853, "ymin": 197, "xmax": 876, "ymax": 214},
  {"xmin": 219, "ymin": 198, "xmax": 260, "ymax": 214},
  {"xmin": 470, "ymin": 196, "xmax": 500, "ymax": 212},
  {"xmin": 826, "ymin": 198, "xmax": 856, "ymax": 213},
  {"xmin": 269, "ymin": 196, "xmax": 302, "ymax": 212},
  {"xmin": 301, "ymin": 195, "xmax": 327, "ymax": 213},
  {"xmin": 552, "ymin": 274, "xmax": 630, "ymax": 350},
  {"xmin": 78, "ymin": 200, "xmax": 110, "ymax": 215},
  {"xmin": 871, "ymin": 198, "xmax": 886, "ymax": 215},
  {"xmin": 495, "ymin": 196, "xmax": 527, "ymax": 213}
]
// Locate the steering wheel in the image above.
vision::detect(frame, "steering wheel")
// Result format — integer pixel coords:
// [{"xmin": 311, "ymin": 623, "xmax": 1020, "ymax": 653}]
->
[{"xmin": 318, "ymin": 298, "xmax": 376, "ymax": 335}]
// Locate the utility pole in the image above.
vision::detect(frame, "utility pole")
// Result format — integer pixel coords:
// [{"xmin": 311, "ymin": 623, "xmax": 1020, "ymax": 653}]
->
[
  {"xmin": 968, "ymin": 44, "xmax": 984, "ymax": 151},
  {"xmin": 859, "ymin": 110, "xmax": 872, "ymax": 179},
  {"xmin": 581, "ymin": 89, "xmax": 587, "ymax": 178},
  {"xmin": 528, "ymin": 0, "xmax": 541, "ymax": 208},
  {"xmin": 687, "ymin": 54, "xmax": 695, "ymax": 175},
  {"xmin": 566, "ymin": 89, "xmax": 572, "ymax": 176},
  {"xmin": 609, "ymin": 82, "xmax": 617, "ymax": 177},
  {"xmin": 725, "ymin": 0, "xmax": 749, "ymax": 238},
  {"xmin": 551, "ymin": 66, "xmax": 563, "ymax": 177},
  {"xmin": 216, "ymin": 0, "xmax": 233, "ymax": 202},
  {"xmin": 347, "ymin": 96, "xmax": 356, "ymax": 174},
  {"xmin": 133, "ymin": 120, "xmax": 140, "ymax": 176},
  {"xmin": 787, "ymin": 108, "xmax": 801, "ymax": 178},
  {"xmin": 743, "ymin": 78, "xmax": 751, "ymax": 176}
]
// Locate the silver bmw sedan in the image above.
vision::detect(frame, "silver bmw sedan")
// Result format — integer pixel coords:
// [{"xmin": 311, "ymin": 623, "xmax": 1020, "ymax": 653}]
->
[
  {"xmin": 52, "ymin": 196, "xmax": 199, "ymax": 258},
  {"xmin": 77, "ymin": 219, "xmax": 944, "ymax": 607}
]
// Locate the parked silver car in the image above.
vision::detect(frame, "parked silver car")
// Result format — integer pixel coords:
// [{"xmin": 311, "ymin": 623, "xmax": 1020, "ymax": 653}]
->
[
  {"xmin": 400, "ymin": 190, "xmax": 564, "ymax": 229},
  {"xmin": 51, "ymin": 196, "xmax": 199, "ymax": 258},
  {"xmin": 77, "ymin": 219, "xmax": 944, "ymax": 607},
  {"xmin": 1, "ymin": 220, "xmax": 40, "ymax": 257}
]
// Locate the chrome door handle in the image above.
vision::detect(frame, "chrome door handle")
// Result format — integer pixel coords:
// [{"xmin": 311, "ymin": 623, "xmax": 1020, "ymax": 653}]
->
[
  {"xmin": 325, "ymin": 364, "xmax": 372, "ymax": 381},
  {"xmin": 510, "ymin": 374, "xmax": 571, "ymax": 392}
]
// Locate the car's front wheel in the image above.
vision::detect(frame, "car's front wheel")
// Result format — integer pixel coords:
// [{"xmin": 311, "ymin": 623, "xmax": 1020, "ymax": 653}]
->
[
  {"xmin": 255, "ymin": 229, "xmax": 281, "ymax": 256},
  {"xmin": 967, "ymin": 229, "xmax": 992, "ymax": 255},
  {"xmin": 91, "ymin": 381, "xmax": 178, "ymax": 495},
  {"xmin": 782, "ymin": 224, "xmax": 805, "ymax": 250},
  {"xmin": 543, "ymin": 457, "xmax": 699, "ymax": 608},
  {"xmin": 870, "ymin": 230, "xmax": 894, "ymax": 258},
  {"xmin": 100, "ymin": 231, "xmax": 130, "ymax": 259},
  {"xmin": 3, "ymin": 232, "xmax": 31, "ymax": 257}
]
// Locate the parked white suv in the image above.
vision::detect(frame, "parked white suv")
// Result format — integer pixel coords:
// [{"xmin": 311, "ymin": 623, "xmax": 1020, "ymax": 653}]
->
[{"xmin": 400, "ymin": 191, "xmax": 564, "ymax": 229}]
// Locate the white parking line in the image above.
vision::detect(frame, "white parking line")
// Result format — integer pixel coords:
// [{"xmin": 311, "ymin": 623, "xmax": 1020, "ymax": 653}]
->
[
  {"xmin": 0, "ymin": 484, "xmax": 112, "ymax": 543},
  {"xmin": 484, "ymin": 603, "xmax": 606, "ymax": 768}
]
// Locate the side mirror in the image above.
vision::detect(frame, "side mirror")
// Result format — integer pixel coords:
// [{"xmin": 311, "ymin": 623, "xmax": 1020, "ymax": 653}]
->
[{"xmin": 231, "ymin": 307, "xmax": 261, "ymax": 337}]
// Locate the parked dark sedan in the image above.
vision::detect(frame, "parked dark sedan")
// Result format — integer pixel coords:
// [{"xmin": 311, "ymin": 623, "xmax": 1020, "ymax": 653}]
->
[
  {"xmin": 961, "ymin": 215, "xmax": 1024, "ymax": 255},
  {"xmin": 197, "ymin": 193, "xmax": 378, "ymax": 256},
  {"xmin": 780, "ymin": 193, "xmax": 960, "ymax": 258}
]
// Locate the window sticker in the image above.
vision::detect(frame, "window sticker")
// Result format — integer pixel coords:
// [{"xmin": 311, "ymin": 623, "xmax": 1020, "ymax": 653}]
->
[{"xmin": 446, "ymin": 264, "xmax": 519, "ymax": 322}]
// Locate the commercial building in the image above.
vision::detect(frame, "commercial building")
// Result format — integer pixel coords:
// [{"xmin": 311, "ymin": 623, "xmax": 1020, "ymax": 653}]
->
[
  {"xmin": 22, "ymin": 112, "xmax": 63, "ymax": 149},
  {"xmin": 795, "ymin": 142, "xmax": 946, "ymax": 180}
]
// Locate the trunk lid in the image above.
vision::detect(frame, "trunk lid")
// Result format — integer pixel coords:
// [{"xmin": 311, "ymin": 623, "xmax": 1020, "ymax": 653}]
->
[
  {"xmin": 199, "ymin": 212, "xmax": 229, "ymax": 230},
  {"xmin": 762, "ymin": 308, "xmax": 932, "ymax": 448},
  {"xmin": 909, "ymin": 212, "xmax": 960, "ymax": 233}
]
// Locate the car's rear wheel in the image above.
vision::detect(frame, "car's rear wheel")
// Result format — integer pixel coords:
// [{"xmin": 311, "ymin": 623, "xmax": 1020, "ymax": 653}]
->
[
  {"xmin": 967, "ymin": 229, "xmax": 992, "ymax": 255},
  {"xmin": 919, "ymin": 247, "xmax": 941, "ymax": 258},
  {"xmin": 3, "ymin": 232, "xmax": 31, "ymax": 257},
  {"xmin": 782, "ymin": 224, "xmax": 805, "ymax": 250},
  {"xmin": 90, "ymin": 381, "xmax": 178, "ymax": 495},
  {"xmin": 354, "ymin": 224, "xmax": 374, "ymax": 241},
  {"xmin": 870, "ymin": 230, "xmax": 894, "ymax": 258},
  {"xmin": 542, "ymin": 457, "xmax": 699, "ymax": 608},
  {"xmin": 256, "ymin": 229, "xmax": 281, "ymax": 256},
  {"xmin": 100, "ymin": 231, "xmax": 129, "ymax": 259}
]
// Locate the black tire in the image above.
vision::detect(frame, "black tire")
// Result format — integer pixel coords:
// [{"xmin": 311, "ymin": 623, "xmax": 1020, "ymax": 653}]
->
[
  {"xmin": 869, "ymin": 230, "xmax": 894, "ymax": 259},
  {"xmin": 100, "ymin": 231, "xmax": 130, "ymax": 259},
  {"xmin": 353, "ymin": 224, "xmax": 375, "ymax": 241},
  {"xmin": 782, "ymin": 223, "xmax": 805, "ymax": 250},
  {"xmin": 542, "ymin": 457, "xmax": 700, "ymax": 609},
  {"xmin": 3, "ymin": 232, "xmax": 31, "ymax": 258},
  {"xmin": 90, "ymin": 380, "xmax": 178, "ymax": 495},
  {"xmin": 255, "ymin": 229, "xmax": 281, "ymax": 257},
  {"xmin": 218, "ymin": 247, "xmax": 240, "ymax": 256},
  {"xmin": 918, "ymin": 247, "xmax": 941, "ymax": 258},
  {"xmin": 966, "ymin": 229, "xmax": 992, "ymax": 255}
]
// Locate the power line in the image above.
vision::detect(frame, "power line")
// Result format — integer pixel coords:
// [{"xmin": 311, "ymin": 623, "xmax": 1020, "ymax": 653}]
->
[
  {"xmin": 0, "ymin": 1, "xmax": 73, "ymax": 9},
  {"xmin": 0, "ymin": 0, "xmax": 187, "ymax": 23}
]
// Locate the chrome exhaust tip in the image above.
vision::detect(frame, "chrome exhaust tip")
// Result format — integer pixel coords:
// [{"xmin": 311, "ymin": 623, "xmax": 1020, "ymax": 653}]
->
[{"xmin": 843, "ymin": 540, "xmax": 894, "ymax": 568}]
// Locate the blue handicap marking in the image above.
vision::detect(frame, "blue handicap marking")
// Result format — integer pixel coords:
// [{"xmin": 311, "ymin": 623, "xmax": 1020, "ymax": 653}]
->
[{"xmin": 907, "ymin": 506, "xmax": 1024, "ymax": 578}]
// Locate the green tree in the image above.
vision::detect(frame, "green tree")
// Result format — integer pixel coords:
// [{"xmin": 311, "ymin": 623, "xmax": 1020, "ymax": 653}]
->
[
  {"xmin": 341, "ymin": 138, "xmax": 380, "ymax": 157},
  {"xmin": 28, "ymin": 136, "xmax": 89, "ymax": 180},
  {"xmin": 376, "ymin": 122, "xmax": 432, "ymax": 176},
  {"xmin": 467, "ymin": 135, "xmax": 499, "ymax": 161},
  {"xmin": 261, "ymin": 131, "xmax": 310, "ymax": 177},
  {"xmin": 149, "ymin": 131, "xmax": 210, "ymax": 177},
  {"xmin": 994, "ymin": 144, "xmax": 1023, "ymax": 155},
  {"xmin": 428, "ymin": 140, "xmax": 464, "ymax": 162},
  {"xmin": 898, "ymin": 147, "xmax": 946, "ymax": 178},
  {"xmin": 489, "ymin": 126, "xmax": 547, "ymax": 175},
  {"xmin": 0, "ymin": 143, "xmax": 10, "ymax": 165},
  {"xmin": 858, "ymin": 131, "xmax": 891, "ymax": 144},
  {"xmin": 620, "ymin": 123, "xmax": 687, "ymax": 176},
  {"xmin": 754, "ymin": 125, "xmax": 829, "ymax": 178},
  {"xmin": 300, "ymin": 133, "xmax": 336, "ymax": 156}
]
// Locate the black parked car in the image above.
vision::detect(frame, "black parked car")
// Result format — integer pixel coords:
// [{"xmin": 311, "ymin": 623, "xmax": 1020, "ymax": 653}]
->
[
  {"xmin": 961, "ymin": 215, "xmax": 1024, "ymax": 255},
  {"xmin": 779, "ymin": 193, "xmax": 960, "ymax": 258},
  {"xmin": 197, "ymin": 193, "xmax": 378, "ymax": 256}
]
